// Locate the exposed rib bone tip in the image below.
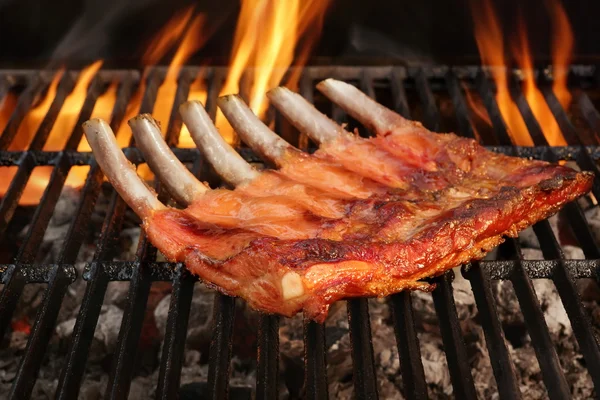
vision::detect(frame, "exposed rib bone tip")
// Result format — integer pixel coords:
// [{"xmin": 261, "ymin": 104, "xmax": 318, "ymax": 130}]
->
[
  {"xmin": 315, "ymin": 78, "xmax": 340, "ymax": 90},
  {"xmin": 266, "ymin": 86, "xmax": 288, "ymax": 96},
  {"xmin": 128, "ymin": 112, "xmax": 207, "ymax": 204},
  {"xmin": 216, "ymin": 93, "xmax": 293, "ymax": 164},
  {"xmin": 179, "ymin": 100, "xmax": 203, "ymax": 113},
  {"xmin": 316, "ymin": 78, "xmax": 406, "ymax": 134},
  {"xmin": 82, "ymin": 117, "xmax": 165, "ymax": 217},
  {"xmin": 179, "ymin": 99, "xmax": 259, "ymax": 186},
  {"xmin": 267, "ymin": 85, "xmax": 346, "ymax": 144},
  {"xmin": 217, "ymin": 94, "xmax": 241, "ymax": 107},
  {"xmin": 128, "ymin": 113, "xmax": 156, "ymax": 125}
]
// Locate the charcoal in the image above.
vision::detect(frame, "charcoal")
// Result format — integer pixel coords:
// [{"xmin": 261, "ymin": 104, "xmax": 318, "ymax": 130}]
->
[{"xmin": 56, "ymin": 305, "xmax": 124, "ymax": 363}]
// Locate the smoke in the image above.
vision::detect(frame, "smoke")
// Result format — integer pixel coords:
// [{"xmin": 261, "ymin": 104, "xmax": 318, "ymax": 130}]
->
[{"xmin": 49, "ymin": 0, "xmax": 169, "ymax": 66}]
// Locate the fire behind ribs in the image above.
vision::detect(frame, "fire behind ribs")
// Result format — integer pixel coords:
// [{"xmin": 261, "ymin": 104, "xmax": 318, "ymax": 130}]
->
[{"xmin": 82, "ymin": 79, "xmax": 592, "ymax": 322}]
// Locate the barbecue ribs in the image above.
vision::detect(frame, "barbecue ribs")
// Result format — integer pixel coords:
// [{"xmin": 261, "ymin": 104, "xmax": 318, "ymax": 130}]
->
[{"xmin": 82, "ymin": 79, "xmax": 593, "ymax": 322}]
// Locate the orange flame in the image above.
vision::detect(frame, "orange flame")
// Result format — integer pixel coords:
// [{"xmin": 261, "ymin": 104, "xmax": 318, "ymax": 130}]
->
[
  {"xmin": 1, "ymin": 1, "xmax": 331, "ymax": 205},
  {"xmin": 142, "ymin": 7, "xmax": 195, "ymax": 66},
  {"xmin": 13, "ymin": 62, "xmax": 102, "ymax": 204},
  {"xmin": 470, "ymin": 0, "xmax": 573, "ymax": 146},
  {"xmin": 460, "ymin": 81, "xmax": 490, "ymax": 142},
  {"xmin": 547, "ymin": 0, "xmax": 573, "ymax": 110},
  {"xmin": 470, "ymin": 0, "xmax": 532, "ymax": 146},
  {"xmin": 115, "ymin": 6, "xmax": 199, "ymax": 144},
  {"xmin": 65, "ymin": 81, "xmax": 120, "ymax": 187},
  {"xmin": 45, "ymin": 61, "xmax": 103, "ymax": 151},
  {"xmin": 0, "ymin": 71, "xmax": 62, "ymax": 205},
  {"xmin": 179, "ymin": 72, "xmax": 207, "ymax": 148},
  {"xmin": 217, "ymin": 0, "xmax": 331, "ymax": 142},
  {"xmin": 10, "ymin": 71, "xmax": 64, "ymax": 151},
  {"xmin": 513, "ymin": 17, "xmax": 566, "ymax": 146},
  {"xmin": 153, "ymin": 14, "xmax": 207, "ymax": 140}
]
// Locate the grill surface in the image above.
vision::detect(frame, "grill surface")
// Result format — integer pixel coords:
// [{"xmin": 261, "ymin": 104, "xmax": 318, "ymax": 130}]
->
[{"xmin": 0, "ymin": 65, "xmax": 600, "ymax": 399}]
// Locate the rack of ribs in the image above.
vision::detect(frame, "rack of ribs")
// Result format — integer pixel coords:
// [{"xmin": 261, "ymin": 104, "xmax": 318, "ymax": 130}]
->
[{"xmin": 81, "ymin": 79, "xmax": 592, "ymax": 322}]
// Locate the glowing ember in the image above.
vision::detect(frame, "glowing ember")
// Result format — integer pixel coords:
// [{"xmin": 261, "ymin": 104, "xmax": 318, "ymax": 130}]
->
[{"xmin": 11, "ymin": 317, "xmax": 31, "ymax": 335}]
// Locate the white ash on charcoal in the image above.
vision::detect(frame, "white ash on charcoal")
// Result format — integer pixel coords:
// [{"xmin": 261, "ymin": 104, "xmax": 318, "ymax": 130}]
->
[
  {"xmin": 56, "ymin": 304, "xmax": 124, "ymax": 363},
  {"xmin": 154, "ymin": 283, "xmax": 215, "ymax": 352}
]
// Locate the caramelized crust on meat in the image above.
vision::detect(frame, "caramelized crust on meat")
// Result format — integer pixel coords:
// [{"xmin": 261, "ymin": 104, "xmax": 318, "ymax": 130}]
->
[{"xmin": 143, "ymin": 119, "xmax": 593, "ymax": 321}]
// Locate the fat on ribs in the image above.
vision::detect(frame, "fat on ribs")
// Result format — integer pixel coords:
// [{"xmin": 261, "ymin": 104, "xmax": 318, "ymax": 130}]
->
[{"xmin": 82, "ymin": 79, "xmax": 593, "ymax": 322}]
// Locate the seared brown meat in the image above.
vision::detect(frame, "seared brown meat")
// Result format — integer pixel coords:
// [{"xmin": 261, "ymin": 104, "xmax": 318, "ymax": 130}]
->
[{"xmin": 82, "ymin": 80, "xmax": 592, "ymax": 322}]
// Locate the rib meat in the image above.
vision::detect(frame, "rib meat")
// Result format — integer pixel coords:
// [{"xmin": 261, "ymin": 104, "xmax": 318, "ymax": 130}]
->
[{"xmin": 83, "ymin": 80, "xmax": 593, "ymax": 322}]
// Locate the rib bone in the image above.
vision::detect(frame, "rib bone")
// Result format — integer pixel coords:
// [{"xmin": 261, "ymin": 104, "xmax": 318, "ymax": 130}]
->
[
  {"xmin": 179, "ymin": 100, "xmax": 259, "ymax": 186},
  {"xmin": 82, "ymin": 118, "xmax": 165, "ymax": 218},
  {"xmin": 316, "ymin": 78, "xmax": 408, "ymax": 135},
  {"xmin": 129, "ymin": 114, "xmax": 207, "ymax": 205},
  {"xmin": 267, "ymin": 86, "xmax": 348, "ymax": 144},
  {"xmin": 217, "ymin": 94, "xmax": 293, "ymax": 165}
]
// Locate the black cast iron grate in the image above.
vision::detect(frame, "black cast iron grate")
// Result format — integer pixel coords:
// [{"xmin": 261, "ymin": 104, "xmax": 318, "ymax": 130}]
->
[{"xmin": 0, "ymin": 65, "xmax": 600, "ymax": 399}]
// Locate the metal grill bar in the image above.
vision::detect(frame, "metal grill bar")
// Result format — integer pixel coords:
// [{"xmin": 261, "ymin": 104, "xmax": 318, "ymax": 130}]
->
[
  {"xmin": 200, "ymin": 70, "xmax": 238, "ymax": 399},
  {"xmin": 464, "ymin": 262, "xmax": 521, "ymax": 400},
  {"xmin": 156, "ymin": 264, "xmax": 195, "ymax": 399},
  {"xmin": 165, "ymin": 69, "xmax": 192, "ymax": 147},
  {"xmin": 326, "ymin": 75, "xmax": 379, "ymax": 399},
  {"xmin": 532, "ymin": 220, "xmax": 600, "ymax": 389},
  {"xmin": 510, "ymin": 77, "xmax": 549, "ymax": 146},
  {"xmin": 431, "ymin": 274, "xmax": 478, "ymax": 399},
  {"xmin": 382, "ymin": 71, "xmax": 430, "ymax": 400},
  {"xmin": 389, "ymin": 292, "xmax": 429, "ymax": 400},
  {"xmin": 298, "ymin": 70, "xmax": 329, "ymax": 400},
  {"xmin": 502, "ymin": 239, "xmax": 572, "ymax": 400},
  {"xmin": 256, "ymin": 315, "xmax": 280, "ymax": 399},
  {"xmin": 414, "ymin": 72, "xmax": 478, "ymax": 399},
  {"xmin": 347, "ymin": 299, "xmax": 378, "ymax": 400},
  {"xmin": 475, "ymin": 69, "xmax": 513, "ymax": 146},
  {"xmin": 55, "ymin": 193, "xmax": 127, "ymax": 399},
  {"xmin": 390, "ymin": 68, "xmax": 410, "ymax": 117},
  {"xmin": 576, "ymin": 91, "xmax": 600, "ymax": 139},
  {"xmin": 0, "ymin": 74, "xmax": 46, "ymax": 150},
  {"xmin": 104, "ymin": 71, "xmax": 169, "ymax": 397},
  {"xmin": 540, "ymin": 81, "xmax": 586, "ymax": 146},
  {"xmin": 204, "ymin": 293, "xmax": 236, "ymax": 399},
  {"xmin": 104, "ymin": 69, "xmax": 168, "ymax": 399},
  {"xmin": 104, "ymin": 233, "xmax": 155, "ymax": 398},
  {"xmin": 54, "ymin": 70, "xmax": 138, "ymax": 398},
  {"xmin": 445, "ymin": 70, "xmax": 477, "ymax": 140}
]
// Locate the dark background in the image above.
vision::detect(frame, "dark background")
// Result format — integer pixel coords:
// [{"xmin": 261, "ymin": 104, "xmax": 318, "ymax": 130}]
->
[{"xmin": 0, "ymin": 0, "xmax": 598, "ymax": 68}]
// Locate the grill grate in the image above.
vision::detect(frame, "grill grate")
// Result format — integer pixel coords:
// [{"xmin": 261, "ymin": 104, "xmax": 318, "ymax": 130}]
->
[{"xmin": 0, "ymin": 65, "xmax": 599, "ymax": 399}]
